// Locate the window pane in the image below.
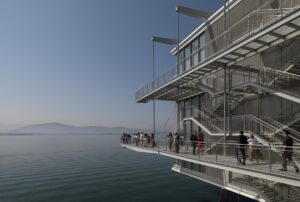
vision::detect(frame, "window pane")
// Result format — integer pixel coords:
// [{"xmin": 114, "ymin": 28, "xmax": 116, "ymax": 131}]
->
[
  {"xmin": 185, "ymin": 45, "xmax": 191, "ymax": 71},
  {"xmin": 178, "ymin": 51, "xmax": 184, "ymax": 75},
  {"xmin": 192, "ymin": 39, "xmax": 199, "ymax": 67},
  {"xmin": 199, "ymin": 33, "xmax": 206, "ymax": 61}
]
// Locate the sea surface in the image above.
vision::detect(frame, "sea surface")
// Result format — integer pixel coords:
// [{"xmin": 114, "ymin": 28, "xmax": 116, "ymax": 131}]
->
[{"xmin": 0, "ymin": 134, "xmax": 253, "ymax": 202}]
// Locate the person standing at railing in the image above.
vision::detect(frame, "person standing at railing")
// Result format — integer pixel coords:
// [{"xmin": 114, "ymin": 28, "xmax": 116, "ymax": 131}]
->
[
  {"xmin": 168, "ymin": 133, "xmax": 173, "ymax": 152},
  {"xmin": 150, "ymin": 133, "xmax": 155, "ymax": 147},
  {"xmin": 140, "ymin": 132, "xmax": 144, "ymax": 146},
  {"xmin": 175, "ymin": 133, "xmax": 180, "ymax": 153},
  {"xmin": 280, "ymin": 130, "xmax": 299, "ymax": 172},
  {"xmin": 247, "ymin": 134, "xmax": 257, "ymax": 162},
  {"xmin": 172, "ymin": 133, "xmax": 177, "ymax": 152},
  {"xmin": 136, "ymin": 133, "xmax": 140, "ymax": 146},
  {"xmin": 236, "ymin": 130, "xmax": 248, "ymax": 165},
  {"xmin": 190, "ymin": 131, "xmax": 197, "ymax": 155},
  {"xmin": 197, "ymin": 132, "xmax": 205, "ymax": 154}
]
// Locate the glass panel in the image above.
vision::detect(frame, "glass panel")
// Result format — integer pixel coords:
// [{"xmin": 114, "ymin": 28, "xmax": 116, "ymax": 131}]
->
[
  {"xmin": 178, "ymin": 50, "xmax": 184, "ymax": 75},
  {"xmin": 192, "ymin": 38, "xmax": 199, "ymax": 67},
  {"xmin": 200, "ymin": 33, "xmax": 206, "ymax": 61},
  {"xmin": 184, "ymin": 99, "xmax": 191, "ymax": 117},
  {"xmin": 185, "ymin": 45, "xmax": 191, "ymax": 71}
]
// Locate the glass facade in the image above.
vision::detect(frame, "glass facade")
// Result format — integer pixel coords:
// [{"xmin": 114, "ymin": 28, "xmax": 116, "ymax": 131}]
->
[{"xmin": 176, "ymin": 32, "xmax": 205, "ymax": 74}]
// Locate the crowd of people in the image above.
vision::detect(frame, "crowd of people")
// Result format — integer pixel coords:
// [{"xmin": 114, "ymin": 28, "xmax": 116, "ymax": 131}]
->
[
  {"xmin": 121, "ymin": 132, "xmax": 156, "ymax": 148},
  {"xmin": 165, "ymin": 131, "xmax": 205, "ymax": 154}
]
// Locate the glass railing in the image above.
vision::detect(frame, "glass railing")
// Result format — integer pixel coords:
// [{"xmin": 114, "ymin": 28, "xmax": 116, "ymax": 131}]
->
[
  {"xmin": 135, "ymin": 0, "xmax": 300, "ymax": 101},
  {"xmin": 121, "ymin": 139, "xmax": 300, "ymax": 180}
]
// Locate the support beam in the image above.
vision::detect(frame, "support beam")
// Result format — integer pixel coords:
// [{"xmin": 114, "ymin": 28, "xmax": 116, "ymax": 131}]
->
[
  {"xmin": 268, "ymin": 31, "xmax": 284, "ymax": 39},
  {"xmin": 286, "ymin": 22, "xmax": 300, "ymax": 30},
  {"xmin": 176, "ymin": 5, "xmax": 211, "ymax": 20},
  {"xmin": 228, "ymin": 52, "xmax": 244, "ymax": 58},
  {"xmin": 152, "ymin": 36, "xmax": 180, "ymax": 46},
  {"xmin": 240, "ymin": 46, "xmax": 257, "ymax": 52},
  {"xmin": 254, "ymin": 39, "xmax": 270, "ymax": 47},
  {"xmin": 212, "ymin": 61, "xmax": 227, "ymax": 67}
]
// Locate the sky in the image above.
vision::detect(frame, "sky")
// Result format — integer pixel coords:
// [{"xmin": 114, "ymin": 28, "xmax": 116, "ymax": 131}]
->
[{"xmin": 0, "ymin": 0, "xmax": 223, "ymax": 131}]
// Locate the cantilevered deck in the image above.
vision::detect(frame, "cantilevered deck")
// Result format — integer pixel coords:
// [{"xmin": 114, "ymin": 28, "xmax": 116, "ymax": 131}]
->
[{"xmin": 121, "ymin": 140, "xmax": 300, "ymax": 187}]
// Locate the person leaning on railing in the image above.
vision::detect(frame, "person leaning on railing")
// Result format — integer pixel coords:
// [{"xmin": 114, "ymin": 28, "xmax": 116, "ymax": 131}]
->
[
  {"xmin": 247, "ymin": 133, "xmax": 257, "ymax": 162},
  {"xmin": 190, "ymin": 131, "xmax": 197, "ymax": 155},
  {"xmin": 279, "ymin": 130, "xmax": 299, "ymax": 172}
]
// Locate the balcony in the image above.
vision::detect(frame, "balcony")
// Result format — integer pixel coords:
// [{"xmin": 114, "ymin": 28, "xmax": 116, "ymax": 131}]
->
[{"xmin": 136, "ymin": 0, "xmax": 300, "ymax": 103}]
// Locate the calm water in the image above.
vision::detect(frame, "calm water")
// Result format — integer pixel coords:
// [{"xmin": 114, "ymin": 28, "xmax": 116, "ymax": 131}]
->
[{"xmin": 0, "ymin": 135, "xmax": 253, "ymax": 202}]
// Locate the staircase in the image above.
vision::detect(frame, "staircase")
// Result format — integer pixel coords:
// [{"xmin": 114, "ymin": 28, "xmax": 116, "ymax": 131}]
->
[
  {"xmin": 209, "ymin": 94, "xmax": 245, "ymax": 118},
  {"xmin": 287, "ymin": 54, "xmax": 300, "ymax": 75},
  {"xmin": 256, "ymin": 184, "xmax": 284, "ymax": 202}
]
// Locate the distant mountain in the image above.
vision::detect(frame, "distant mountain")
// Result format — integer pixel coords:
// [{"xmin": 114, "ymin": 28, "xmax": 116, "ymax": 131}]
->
[{"xmin": 9, "ymin": 122, "xmax": 148, "ymax": 135}]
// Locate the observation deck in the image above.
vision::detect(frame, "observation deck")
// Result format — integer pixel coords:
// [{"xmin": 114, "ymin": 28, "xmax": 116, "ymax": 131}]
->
[{"xmin": 121, "ymin": 139, "xmax": 300, "ymax": 201}]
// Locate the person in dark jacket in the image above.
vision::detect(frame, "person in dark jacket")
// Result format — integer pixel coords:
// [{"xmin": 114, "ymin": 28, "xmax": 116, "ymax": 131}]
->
[
  {"xmin": 190, "ymin": 131, "xmax": 197, "ymax": 155},
  {"xmin": 280, "ymin": 130, "xmax": 299, "ymax": 172},
  {"xmin": 175, "ymin": 133, "xmax": 180, "ymax": 153},
  {"xmin": 236, "ymin": 130, "xmax": 248, "ymax": 165}
]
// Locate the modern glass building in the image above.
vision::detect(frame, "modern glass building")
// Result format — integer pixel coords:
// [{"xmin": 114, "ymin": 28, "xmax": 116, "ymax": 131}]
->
[{"xmin": 122, "ymin": 0, "xmax": 300, "ymax": 201}]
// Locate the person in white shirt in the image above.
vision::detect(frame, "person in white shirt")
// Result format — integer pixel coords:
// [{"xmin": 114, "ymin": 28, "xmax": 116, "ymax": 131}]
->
[{"xmin": 247, "ymin": 134, "xmax": 257, "ymax": 161}]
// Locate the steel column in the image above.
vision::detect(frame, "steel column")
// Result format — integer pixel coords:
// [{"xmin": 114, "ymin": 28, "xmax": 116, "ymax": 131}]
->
[{"xmin": 152, "ymin": 41, "xmax": 156, "ymax": 137}]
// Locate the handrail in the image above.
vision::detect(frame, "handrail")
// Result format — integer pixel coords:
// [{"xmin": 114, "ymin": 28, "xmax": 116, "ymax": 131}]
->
[
  {"xmin": 264, "ymin": 117, "xmax": 300, "ymax": 135},
  {"xmin": 264, "ymin": 67, "xmax": 300, "ymax": 79},
  {"xmin": 121, "ymin": 138, "xmax": 300, "ymax": 150}
]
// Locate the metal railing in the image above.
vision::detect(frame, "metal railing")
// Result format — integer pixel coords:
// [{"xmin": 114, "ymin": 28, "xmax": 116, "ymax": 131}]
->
[
  {"xmin": 261, "ymin": 67, "xmax": 300, "ymax": 97},
  {"xmin": 182, "ymin": 103, "xmax": 300, "ymax": 144},
  {"xmin": 135, "ymin": 0, "xmax": 300, "ymax": 101},
  {"xmin": 121, "ymin": 139, "xmax": 300, "ymax": 180},
  {"xmin": 229, "ymin": 65, "xmax": 300, "ymax": 99},
  {"xmin": 263, "ymin": 117, "xmax": 300, "ymax": 142},
  {"xmin": 231, "ymin": 174, "xmax": 300, "ymax": 202}
]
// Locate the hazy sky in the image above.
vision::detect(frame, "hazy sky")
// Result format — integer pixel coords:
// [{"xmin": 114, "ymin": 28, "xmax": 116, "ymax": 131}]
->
[{"xmin": 0, "ymin": 0, "xmax": 222, "ymax": 131}]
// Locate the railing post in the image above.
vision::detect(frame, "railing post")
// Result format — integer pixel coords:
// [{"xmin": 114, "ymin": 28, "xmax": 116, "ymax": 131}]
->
[
  {"xmin": 243, "ymin": 115, "xmax": 246, "ymax": 131},
  {"xmin": 248, "ymin": 118, "xmax": 250, "ymax": 132},
  {"xmin": 280, "ymin": 0, "xmax": 282, "ymax": 16},
  {"xmin": 248, "ymin": 15, "xmax": 250, "ymax": 35},
  {"xmin": 268, "ymin": 143, "xmax": 272, "ymax": 172},
  {"xmin": 248, "ymin": 66, "xmax": 251, "ymax": 83},
  {"xmin": 216, "ymin": 143, "xmax": 218, "ymax": 162},
  {"xmin": 157, "ymin": 140, "xmax": 160, "ymax": 154},
  {"xmin": 288, "ymin": 74, "xmax": 290, "ymax": 91},
  {"xmin": 237, "ymin": 145, "xmax": 239, "ymax": 165}
]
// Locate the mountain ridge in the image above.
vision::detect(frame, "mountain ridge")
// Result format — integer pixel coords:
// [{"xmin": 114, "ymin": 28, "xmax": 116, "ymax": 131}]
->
[{"xmin": 9, "ymin": 122, "xmax": 150, "ymax": 134}]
